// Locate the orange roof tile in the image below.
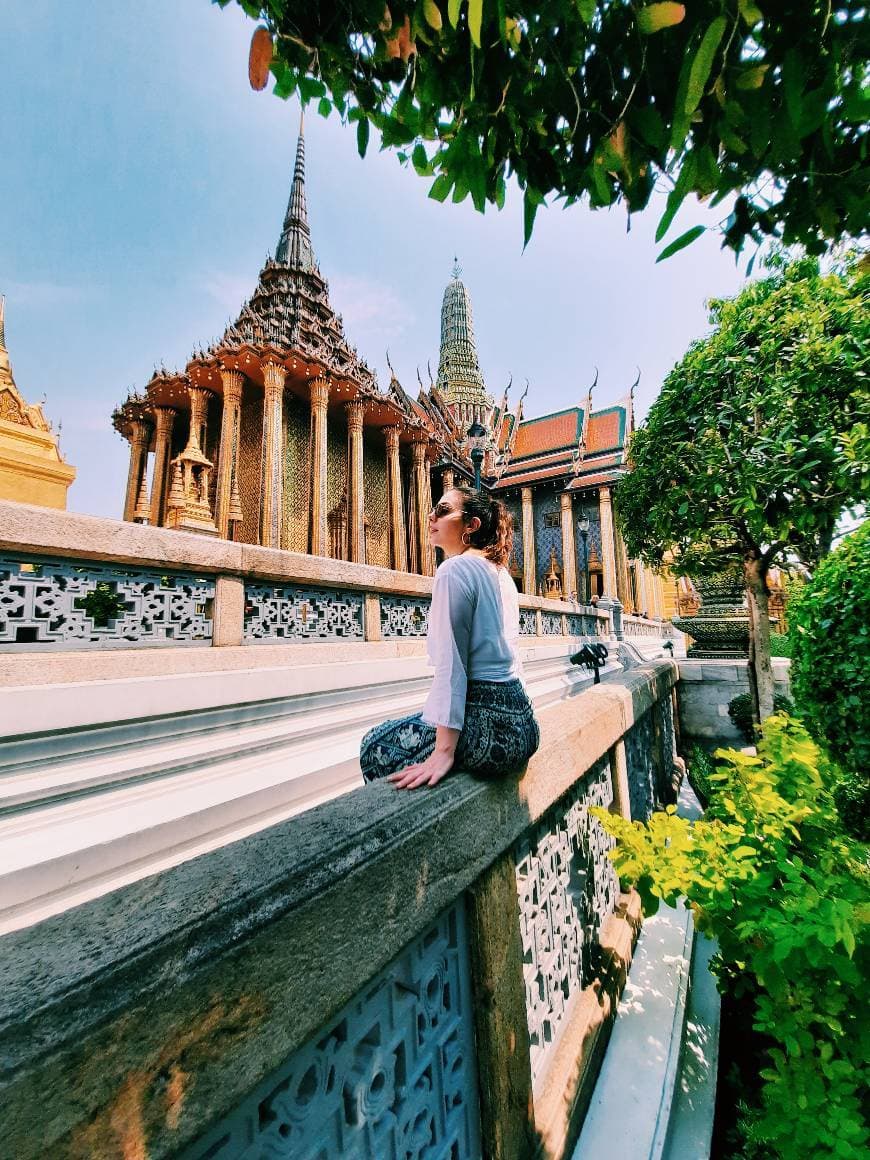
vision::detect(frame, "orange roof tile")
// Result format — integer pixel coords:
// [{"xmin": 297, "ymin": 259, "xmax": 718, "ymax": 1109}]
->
[
  {"xmin": 586, "ymin": 408, "xmax": 625, "ymax": 452},
  {"xmin": 512, "ymin": 408, "xmax": 582, "ymax": 459}
]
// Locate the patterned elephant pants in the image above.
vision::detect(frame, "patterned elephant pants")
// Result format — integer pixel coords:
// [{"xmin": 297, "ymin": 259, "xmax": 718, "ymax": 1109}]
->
[{"xmin": 360, "ymin": 678, "xmax": 540, "ymax": 783}]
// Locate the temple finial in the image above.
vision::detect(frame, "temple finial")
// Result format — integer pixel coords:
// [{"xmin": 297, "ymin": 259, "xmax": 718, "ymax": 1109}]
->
[
  {"xmin": 0, "ymin": 295, "xmax": 11, "ymax": 380},
  {"xmin": 452, "ymin": 256, "xmax": 462, "ymax": 280},
  {"xmin": 276, "ymin": 117, "xmax": 316, "ymax": 269}
]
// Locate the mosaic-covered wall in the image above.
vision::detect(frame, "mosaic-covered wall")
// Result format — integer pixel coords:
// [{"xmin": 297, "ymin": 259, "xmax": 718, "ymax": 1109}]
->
[
  {"xmin": 363, "ymin": 437, "xmax": 390, "ymax": 569},
  {"xmin": 238, "ymin": 385, "xmax": 264, "ymax": 545},
  {"xmin": 282, "ymin": 394, "xmax": 311, "ymax": 554},
  {"xmin": 533, "ymin": 488, "xmax": 562, "ymax": 593}
]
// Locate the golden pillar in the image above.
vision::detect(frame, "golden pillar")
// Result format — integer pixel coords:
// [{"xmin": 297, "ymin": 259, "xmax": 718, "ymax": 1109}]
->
[
  {"xmin": 521, "ymin": 487, "xmax": 536, "ymax": 595},
  {"xmin": 308, "ymin": 376, "xmax": 330, "ymax": 556},
  {"xmin": 260, "ymin": 361, "xmax": 286, "ymax": 549},
  {"xmin": 598, "ymin": 486, "xmax": 618, "ymax": 599},
  {"xmin": 123, "ymin": 419, "xmax": 152, "ymax": 522},
  {"xmin": 411, "ymin": 439, "xmax": 434, "ymax": 576},
  {"xmin": 148, "ymin": 407, "xmax": 176, "ymax": 528},
  {"xmin": 384, "ymin": 425, "xmax": 407, "ymax": 573},
  {"xmin": 615, "ymin": 526, "xmax": 632, "ymax": 610},
  {"xmin": 560, "ymin": 491, "xmax": 578, "ymax": 600},
  {"xmin": 345, "ymin": 398, "xmax": 366, "ymax": 563},
  {"xmin": 163, "ymin": 386, "xmax": 218, "ymax": 535},
  {"xmin": 215, "ymin": 368, "xmax": 243, "ymax": 539},
  {"xmin": 442, "ymin": 467, "xmax": 455, "ymax": 492}
]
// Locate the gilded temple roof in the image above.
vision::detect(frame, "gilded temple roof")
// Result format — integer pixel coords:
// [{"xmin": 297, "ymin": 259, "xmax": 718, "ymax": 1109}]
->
[
  {"xmin": 436, "ymin": 262, "xmax": 490, "ymax": 406},
  {"xmin": 0, "ymin": 296, "xmax": 53, "ymax": 433}
]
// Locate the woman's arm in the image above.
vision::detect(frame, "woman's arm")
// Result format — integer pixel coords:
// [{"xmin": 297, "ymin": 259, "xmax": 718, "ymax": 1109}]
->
[{"xmin": 388, "ymin": 725, "xmax": 460, "ymax": 788}]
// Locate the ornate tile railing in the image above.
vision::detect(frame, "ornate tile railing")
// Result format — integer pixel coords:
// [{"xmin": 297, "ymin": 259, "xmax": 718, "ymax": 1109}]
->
[
  {"xmin": 541, "ymin": 611, "xmax": 563, "ymax": 636},
  {"xmin": 244, "ymin": 583, "xmax": 365, "ymax": 642},
  {"xmin": 185, "ymin": 901, "xmax": 481, "ymax": 1160},
  {"xmin": 0, "ymin": 554, "xmax": 213, "ymax": 650},
  {"xmin": 380, "ymin": 595, "xmax": 430, "ymax": 638},
  {"xmin": 566, "ymin": 612, "xmax": 598, "ymax": 637},
  {"xmin": 515, "ymin": 757, "xmax": 619, "ymax": 1081},
  {"xmin": 519, "ymin": 608, "xmax": 538, "ymax": 636},
  {"xmin": 623, "ymin": 615, "xmax": 666, "ymax": 638},
  {"xmin": 625, "ymin": 698, "xmax": 675, "ymax": 822}
]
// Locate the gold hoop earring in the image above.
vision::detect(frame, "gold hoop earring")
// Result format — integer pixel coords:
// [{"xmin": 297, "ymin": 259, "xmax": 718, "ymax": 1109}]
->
[{"xmin": 461, "ymin": 530, "xmax": 472, "ymax": 547}]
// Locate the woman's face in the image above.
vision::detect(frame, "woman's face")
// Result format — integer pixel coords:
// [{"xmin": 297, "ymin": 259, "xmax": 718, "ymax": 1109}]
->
[{"xmin": 429, "ymin": 488, "xmax": 474, "ymax": 557}]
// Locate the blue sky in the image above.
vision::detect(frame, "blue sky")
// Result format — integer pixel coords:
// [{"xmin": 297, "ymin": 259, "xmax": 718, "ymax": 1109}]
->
[{"xmin": 2, "ymin": 1, "xmax": 748, "ymax": 519}]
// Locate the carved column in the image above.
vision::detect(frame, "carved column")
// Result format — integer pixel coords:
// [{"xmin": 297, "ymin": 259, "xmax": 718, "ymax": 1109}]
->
[
  {"xmin": 164, "ymin": 386, "xmax": 218, "ymax": 535},
  {"xmin": 308, "ymin": 377, "xmax": 330, "ymax": 556},
  {"xmin": 215, "ymin": 368, "xmax": 243, "ymax": 538},
  {"xmin": 411, "ymin": 439, "xmax": 433, "ymax": 576},
  {"xmin": 149, "ymin": 407, "xmax": 176, "ymax": 527},
  {"xmin": 521, "ymin": 487, "xmax": 536, "ymax": 595},
  {"xmin": 560, "ymin": 492, "xmax": 578, "ymax": 600},
  {"xmin": 615, "ymin": 526, "xmax": 632, "ymax": 610},
  {"xmin": 384, "ymin": 426, "xmax": 408, "ymax": 572},
  {"xmin": 441, "ymin": 467, "xmax": 455, "ymax": 492},
  {"xmin": 598, "ymin": 486, "xmax": 618, "ymax": 598},
  {"xmin": 345, "ymin": 399, "xmax": 367, "ymax": 563},
  {"xmin": 123, "ymin": 420, "xmax": 152, "ymax": 522},
  {"xmin": 260, "ymin": 361, "xmax": 286, "ymax": 549}
]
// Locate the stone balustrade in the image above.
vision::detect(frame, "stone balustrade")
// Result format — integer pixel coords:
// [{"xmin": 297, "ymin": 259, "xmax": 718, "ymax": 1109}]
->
[
  {"xmin": 622, "ymin": 613, "xmax": 670, "ymax": 639},
  {"xmin": 0, "ymin": 499, "xmax": 608, "ymax": 652},
  {"xmin": 0, "ymin": 655, "xmax": 679, "ymax": 1160}
]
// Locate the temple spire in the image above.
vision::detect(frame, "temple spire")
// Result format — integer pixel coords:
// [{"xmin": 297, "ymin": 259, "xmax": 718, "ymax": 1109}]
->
[
  {"xmin": 276, "ymin": 112, "xmax": 316, "ymax": 270},
  {"xmin": 0, "ymin": 295, "xmax": 13, "ymax": 383},
  {"xmin": 436, "ymin": 264, "xmax": 488, "ymax": 405}
]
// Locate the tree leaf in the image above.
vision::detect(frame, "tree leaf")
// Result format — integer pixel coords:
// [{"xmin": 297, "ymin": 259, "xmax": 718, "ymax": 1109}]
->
[
  {"xmin": 423, "ymin": 0, "xmax": 443, "ymax": 33},
  {"xmin": 637, "ymin": 3, "xmax": 686, "ymax": 36},
  {"xmin": 447, "ymin": 0, "xmax": 462, "ymax": 29},
  {"xmin": 685, "ymin": 16, "xmax": 727, "ymax": 116},
  {"xmin": 656, "ymin": 152, "xmax": 696, "ymax": 241},
  {"xmin": 656, "ymin": 223, "xmax": 705, "ymax": 261},
  {"xmin": 468, "ymin": 0, "xmax": 483, "ymax": 47},
  {"xmin": 737, "ymin": 0, "xmax": 763, "ymax": 25},
  {"xmin": 412, "ymin": 142, "xmax": 430, "ymax": 174},
  {"xmin": 356, "ymin": 117, "xmax": 370, "ymax": 157},
  {"xmin": 429, "ymin": 172, "xmax": 454, "ymax": 201},
  {"xmin": 523, "ymin": 186, "xmax": 543, "ymax": 248},
  {"xmin": 736, "ymin": 64, "xmax": 769, "ymax": 91},
  {"xmin": 577, "ymin": 0, "xmax": 597, "ymax": 24}
]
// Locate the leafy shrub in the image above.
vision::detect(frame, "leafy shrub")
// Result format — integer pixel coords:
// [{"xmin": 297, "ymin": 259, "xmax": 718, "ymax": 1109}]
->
[
  {"xmin": 790, "ymin": 521, "xmax": 870, "ymax": 839},
  {"xmin": 768, "ymin": 633, "xmax": 792, "ymax": 658},
  {"xmin": 728, "ymin": 692, "xmax": 794, "ymax": 742},
  {"xmin": 596, "ymin": 717, "xmax": 869, "ymax": 1160},
  {"xmin": 833, "ymin": 769, "xmax": 870, "ymax": 844},
  {"xmin": 686, "ymin": 744, "xmax": 718, "ymax": 808}
]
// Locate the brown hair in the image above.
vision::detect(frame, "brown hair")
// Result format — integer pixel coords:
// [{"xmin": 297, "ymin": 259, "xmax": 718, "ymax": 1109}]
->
[{"xmin": 453, "ymin": 486, "xmax": 514, "ymax": 567}]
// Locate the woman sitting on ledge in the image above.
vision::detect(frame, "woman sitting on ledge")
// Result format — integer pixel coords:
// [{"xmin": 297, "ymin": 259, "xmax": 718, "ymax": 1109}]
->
[{"xmin": 360, "ymin": 487, "xmax": 540, "ymax": 790}]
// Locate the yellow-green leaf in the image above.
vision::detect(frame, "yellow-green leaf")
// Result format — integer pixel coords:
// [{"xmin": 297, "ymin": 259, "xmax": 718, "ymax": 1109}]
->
[
  {"xmin": 448, "ymin": 0, "xmax": 462, "ymax": 29},
  {"xmin": 637, "ymin": 3, "xmax": 686, "ymax": 35},
  {"xmin": 504, "ymin": 16, "xmax": 522, "ymax": 48},
  {"xmin": 468, "ymin": 0, "xmax": 483, "ymax": 47},
  {"xmin": 423, "ymin": 0, "xmax": 443, "ymax": 32},
  {"xmin": 736, "ymin": 64, "xmax": 769, "ymax": 90},
  {"xmin": 685, "ymin": 16, "xmax": 727, "ymax": 115},
  {"xmin": 738, "ymin": 0, "xmax": 763, "ymax": 25}
]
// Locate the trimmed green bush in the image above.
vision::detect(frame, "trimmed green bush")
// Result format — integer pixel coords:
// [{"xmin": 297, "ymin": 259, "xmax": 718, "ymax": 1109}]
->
[
  {"xmin": 728, "ymin": 692, "xmax": 794, "ymax": 742},
  {"xmin": 790, "ymin": 521, "xmax": 870, "ymax": 839},
  {"xmin": 768, "ymin": 633, "xmax": 792, "ymax": 658}
]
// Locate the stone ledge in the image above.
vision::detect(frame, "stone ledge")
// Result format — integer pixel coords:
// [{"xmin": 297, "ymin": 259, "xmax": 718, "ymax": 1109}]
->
[{"xmin": 0, "ymin": 662, "xmax": 675, "ymax": 1159}]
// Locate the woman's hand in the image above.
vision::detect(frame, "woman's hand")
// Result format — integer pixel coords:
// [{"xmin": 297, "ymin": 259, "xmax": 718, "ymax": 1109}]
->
[{"xmin": 388, "ymin": 726, "xmax": 460, "ymax": 790}]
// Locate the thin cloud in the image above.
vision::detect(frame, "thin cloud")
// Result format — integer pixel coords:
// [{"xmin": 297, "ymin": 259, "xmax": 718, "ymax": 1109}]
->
[
  {"xmin": 2, "ymin": 280, "xmax": 99, "ymax": 307},
  {"xmin": 329, "ymin": 273, "xmax": 415, "ymax": 344},
  {"xmin": 198, "ymin": 270, "xmax": 251, "ymax": 316}
]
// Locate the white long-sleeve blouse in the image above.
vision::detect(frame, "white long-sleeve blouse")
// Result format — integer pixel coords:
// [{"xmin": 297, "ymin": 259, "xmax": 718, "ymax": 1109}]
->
[{"xmin": 420, "ymin": 552, "xmax": 522, "ymax": 731}]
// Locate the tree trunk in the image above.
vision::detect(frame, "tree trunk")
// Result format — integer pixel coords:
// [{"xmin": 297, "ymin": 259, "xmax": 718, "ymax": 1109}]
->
[{"xmin": 744, "ymin": 555, "xmax": 775, "ymax": 722}]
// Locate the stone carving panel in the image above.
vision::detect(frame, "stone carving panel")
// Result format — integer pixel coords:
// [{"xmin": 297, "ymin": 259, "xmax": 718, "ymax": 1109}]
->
[
  {"xmin": 515, "ymin": 758, "xmax": 619, "ymax": 1081},
  {"xmin": 541, "ymin": 612, "xmax": 562, "ymax": 636},
  {"xmin": 185, "ymin": 902, "xmax": 481, "ymax": 1160},
  {"xmin": 0, "ymin": 555, "xmax": 213, "ymax": 650},
  {"xmin": 624, "ymin": 705, "xmax": 671, "ymax": 821},
  {"xmin": 245, "ymin": 583, "xmax": 364, "ymax": 642},
  {"xmin": 519, "ymin": 608, "xmax": 537, "ymax": 636},
  {"xmin": 380, "ymin": 595, "xmax": 430, "ymax": 639}
]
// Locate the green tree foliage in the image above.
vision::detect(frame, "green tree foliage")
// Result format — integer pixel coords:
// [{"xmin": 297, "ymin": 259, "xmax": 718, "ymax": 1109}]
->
[
  {"xmin": 596, "ymin": 716, "xmax": 870, "ymax": 1159},
  {"xmin": 790, "ymin": 520, "xmax": 870, "ymax": 839},
  {"xmin": 613, "ymin": 255, "xmax": 869, "ymax": 717},
  {"xmin": 214, "ymin": 1, "xmax": 868, "ymax": 254}
]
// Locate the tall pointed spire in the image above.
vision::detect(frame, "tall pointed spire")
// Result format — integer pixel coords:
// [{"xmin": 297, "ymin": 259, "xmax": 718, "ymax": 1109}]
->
[
  {"xmin": 276, "ymin": 111, "xmax": 316, "ymax": 270},
  {"xmin": 0, "ymin": 295, "xmax": 13, "ymax": 384},
  {"xmin": 436, "ymin": 263, "xmax": 488, "ymax": 404}
]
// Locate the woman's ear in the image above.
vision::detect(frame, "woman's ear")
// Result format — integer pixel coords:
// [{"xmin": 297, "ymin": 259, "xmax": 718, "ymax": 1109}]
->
[{"xmin": 466, "ymin": 516, "xmax": 482, "ymax": 535}]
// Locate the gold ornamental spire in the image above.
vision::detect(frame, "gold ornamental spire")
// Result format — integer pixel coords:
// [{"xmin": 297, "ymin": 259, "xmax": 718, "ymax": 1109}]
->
[{"xmin": 0, "ymin": 295, "xmax": 13, "ymax": 385}]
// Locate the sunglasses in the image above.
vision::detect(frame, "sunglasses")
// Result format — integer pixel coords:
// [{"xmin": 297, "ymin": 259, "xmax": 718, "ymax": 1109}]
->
[{"xmin": 431, "ymin": 502, "xmax": 458, "ymax": 519}]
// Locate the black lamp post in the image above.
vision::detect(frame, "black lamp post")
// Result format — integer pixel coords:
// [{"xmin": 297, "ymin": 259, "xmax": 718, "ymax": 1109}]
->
[
  {"xmin": 577, "ymin": 514, "xmax": 591, "ymax": 604},
  {"xmin": 467, "ymin": 420, "xmax": 487, "ymax": 491}
]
